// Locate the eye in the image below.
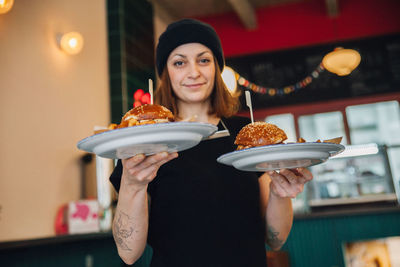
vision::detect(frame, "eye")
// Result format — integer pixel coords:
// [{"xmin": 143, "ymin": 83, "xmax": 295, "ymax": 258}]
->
[
  {"xmin": 173, "ymin": 60, "xmax": 185, "ymax": 67},
  {"xmin": 199, "ymin": 58, "xmax": 211, "ymax": 64}
]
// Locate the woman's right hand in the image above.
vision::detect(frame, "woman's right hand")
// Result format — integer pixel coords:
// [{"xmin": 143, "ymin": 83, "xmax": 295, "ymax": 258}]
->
[
  {"xmin": 121, "ymin": 151, "xmax": 178, "ymax": 191},
  {"xmin": 116, "ymin": 152, "xmax": 177, "ymax": 264}
]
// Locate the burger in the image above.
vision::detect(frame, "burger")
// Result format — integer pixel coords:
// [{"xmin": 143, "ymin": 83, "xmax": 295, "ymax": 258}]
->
[
  {"xmin": 117, "ymin": 104, "xmax": 175, "ymax": 128},
  {"xmin": 234, "ymin": 121, "xmax": 287, "ymax": 150}
]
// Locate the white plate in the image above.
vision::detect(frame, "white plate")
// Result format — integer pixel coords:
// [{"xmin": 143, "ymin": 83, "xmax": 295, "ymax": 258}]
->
[
  {"xmin": 77, "ymin": 122, "xmax": 218, "ymax": 159},
  {"xmin": 217, "ymin": 142, "xmax": 345, "ymax": 172}
]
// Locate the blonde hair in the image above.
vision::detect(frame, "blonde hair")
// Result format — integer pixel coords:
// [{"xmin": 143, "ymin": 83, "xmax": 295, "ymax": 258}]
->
[{"xmin": 154, "ymin": 58, "xmax": 240, "ymax": 119}]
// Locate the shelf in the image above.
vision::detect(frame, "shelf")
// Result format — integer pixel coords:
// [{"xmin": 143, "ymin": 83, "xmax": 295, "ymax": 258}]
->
[
  {"xmin": 309, "ymin": 193, "xmax": 398, "ymax": 207},
  {"xmin": 0, "ymin": 231, "xmax": 113, "ymax": 250}
]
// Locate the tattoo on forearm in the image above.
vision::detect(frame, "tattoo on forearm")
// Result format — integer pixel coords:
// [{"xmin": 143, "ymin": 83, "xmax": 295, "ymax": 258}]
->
[
  {"xmin": 267, "ymin": 226, "xmax": 284, "ymax": 249},
  {"xmin": 113, "ymin": 211, "xmax": 139, "ymax": 251}
]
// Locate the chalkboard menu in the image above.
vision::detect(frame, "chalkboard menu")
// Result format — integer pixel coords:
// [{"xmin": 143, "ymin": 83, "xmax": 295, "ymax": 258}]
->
[{"xmin": 226, "ymin": 33, "xmax": 400, "ymax": 110}]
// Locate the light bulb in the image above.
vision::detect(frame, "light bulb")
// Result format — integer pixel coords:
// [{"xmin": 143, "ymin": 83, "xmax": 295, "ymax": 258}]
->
[
  {"xmin": 59, "ymin": 32, "xmax": 84, "ymax": 55},
  {"xmin": 68, "ymin": 38, "xmax": 78, "ymax": 48},
  {"xmin": 0, "ymin": 0, "xmax": 14, "ymax": 14}
]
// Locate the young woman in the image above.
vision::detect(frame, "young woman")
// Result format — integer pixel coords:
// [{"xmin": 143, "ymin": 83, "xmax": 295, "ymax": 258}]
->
[{"xmin": 110, "ymin": 19, "xmax": 313, "ymax": 267}]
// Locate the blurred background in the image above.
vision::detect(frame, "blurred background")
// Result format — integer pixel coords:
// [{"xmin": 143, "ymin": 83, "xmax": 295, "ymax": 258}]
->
[{"xmin": 0, "ymin": 0, "xmax": 399, "ymax": 266}]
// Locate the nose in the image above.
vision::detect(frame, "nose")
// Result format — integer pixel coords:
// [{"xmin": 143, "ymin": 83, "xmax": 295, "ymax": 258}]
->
[{"xmin": 188, "ymin": 62, "xmax": 200, "ymax": 79}]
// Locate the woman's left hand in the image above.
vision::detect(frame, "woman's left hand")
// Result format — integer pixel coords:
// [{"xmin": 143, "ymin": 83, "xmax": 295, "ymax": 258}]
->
[{"xmin": 267, "ymin": 168, "xmax": 313, "ymax": 198}]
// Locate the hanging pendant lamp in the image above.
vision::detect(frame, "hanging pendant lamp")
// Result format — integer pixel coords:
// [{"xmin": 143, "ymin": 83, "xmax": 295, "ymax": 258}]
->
[{"xmin": 322, "ymin": 47, "xmax": 361, "ymax": 76}]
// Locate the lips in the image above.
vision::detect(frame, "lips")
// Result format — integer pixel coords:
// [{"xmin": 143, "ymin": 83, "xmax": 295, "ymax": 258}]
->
[{"xmin": 184, "ymin": 82, "xmax": 206, "ymax": 89}]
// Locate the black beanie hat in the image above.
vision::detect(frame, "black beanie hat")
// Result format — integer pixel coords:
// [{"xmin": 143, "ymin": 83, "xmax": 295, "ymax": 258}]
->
[{"xmin": 155, "ymin": 18, "xmax": 225, "ymax": 76}]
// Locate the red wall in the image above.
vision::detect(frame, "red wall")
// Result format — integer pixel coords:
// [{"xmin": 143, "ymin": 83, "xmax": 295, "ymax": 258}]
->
[{"xmin": 198, "ymin": 0, "xmax": 400, "ymax": 57}]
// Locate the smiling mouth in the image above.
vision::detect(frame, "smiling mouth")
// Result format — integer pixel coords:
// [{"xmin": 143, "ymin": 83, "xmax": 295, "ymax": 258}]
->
[{"xmin": 185, "ymin": 83, "xmax": 205, "ymax": 88}]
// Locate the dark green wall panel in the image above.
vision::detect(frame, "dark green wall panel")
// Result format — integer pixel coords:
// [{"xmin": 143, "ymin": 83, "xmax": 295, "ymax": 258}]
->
[
  {"xmin": 283, "ymin": 210, "xmax": 400, "ymax": 267},
  {"xmin": 107, "ymin": 0, "xmax": 155, "ymax": 123},
  {"xmin": 0, "ymin": 235, "xmax": 121, "ymax": 267}
]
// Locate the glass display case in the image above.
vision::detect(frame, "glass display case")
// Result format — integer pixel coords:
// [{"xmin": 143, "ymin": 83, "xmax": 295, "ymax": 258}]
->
[
  {"xmin": 264, "ymin": 99, "xmax": 400, "ymax": 212},
  {"xmin": 305, "ymin": 144, "xmax": 398, "ymax": 208}
]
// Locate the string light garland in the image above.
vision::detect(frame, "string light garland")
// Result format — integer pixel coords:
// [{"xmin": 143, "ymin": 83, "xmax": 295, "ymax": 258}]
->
[
  {"xmin": 236, "ymin": 63, "xmax": 325, "ymax": 96},
  {"xmin": 229, "ymin": 47, "xmax": 361, "ymax": 96}
]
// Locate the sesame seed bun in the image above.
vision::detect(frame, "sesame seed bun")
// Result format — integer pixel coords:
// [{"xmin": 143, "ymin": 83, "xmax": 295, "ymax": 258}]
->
[
  {"xmin": 118, "ymin": 104, "xmax": 174, "ymax": 128},
  {"xmin": 234, "ymin": 121, "xmax": 287, "ymax": 150}
]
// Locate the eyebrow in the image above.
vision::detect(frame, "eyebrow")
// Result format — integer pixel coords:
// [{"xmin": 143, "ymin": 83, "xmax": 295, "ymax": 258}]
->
[{"xmin": 172, "ymin": 51, "xmax": 211, "ymax": 58}]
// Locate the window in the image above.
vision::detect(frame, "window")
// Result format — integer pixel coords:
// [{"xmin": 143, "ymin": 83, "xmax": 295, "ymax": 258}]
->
[
  {"xmin": 264, "ymin": 113, "xmax": 296, "ymax": 142},
  {"xmin": 298, "ymin": 111, "xmax": 348, "ymax": 144},
  {"xmin": 346, "ymin": 101, "xmax": 400, "ymax": 145}
]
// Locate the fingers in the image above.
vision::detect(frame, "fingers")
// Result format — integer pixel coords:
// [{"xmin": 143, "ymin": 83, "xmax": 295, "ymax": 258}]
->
[
  {"xmin": 295, "ymin": 167, "xmax": 313, "ymax": 182},
  {"xmin": 133, "ymin": 152, "xmax": 178, "ymax": 180},
  {"xmin": 267, "ymin": 168, "xmax": 312, "ymax": 198},
  {"xmin": 134, "ymin": 152, "xmax": 165, "ymax": 172},
  {"xmin": 124, "ymin": 152, "xmax": 177, "ymax": 173},
  {"xmin": 122, "ymin": 154, "xmax": 146, "ymax": 169},
  {"xmin": 268, "ymin": 170, "xmax": 292, "ymax": 197},
  {"xmin": 278, "ymin": 168, "xmax": 313, "ymax": 184},
  {"xmin": 279, "ymin": 169, "xmax": 298, "ymax": 184},
  {"xmin": 268, "ymin": 174, "xmax": 289, "ymax": 197},
  {"xmin": 121, "ymin": 151, "xmax": 178, "ymax": 185}
]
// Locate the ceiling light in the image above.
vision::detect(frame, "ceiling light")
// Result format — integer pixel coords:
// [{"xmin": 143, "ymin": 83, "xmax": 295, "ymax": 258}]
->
[
  {"xmin": 322, "ymin": 47, "xmax": 361, "ymax": 76},
  {"xmin": 58, "ymin": 32, "xmax": 84, "ymax": 55},
  {"xmin": 0, "ymin": 0, "xmax": 14, "ymax": 14}
]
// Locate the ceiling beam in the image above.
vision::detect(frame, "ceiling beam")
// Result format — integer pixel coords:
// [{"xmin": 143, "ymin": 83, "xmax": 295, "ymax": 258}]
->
[
  {"xmin": 325, "ymin": 0, "xmax": 339, "ymax": 17},
  {"xmin": 226, "ymin": 0, "xmax": 257, "ymax": 30}
]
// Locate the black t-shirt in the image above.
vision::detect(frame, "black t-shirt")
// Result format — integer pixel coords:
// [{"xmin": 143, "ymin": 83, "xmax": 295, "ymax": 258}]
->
[{"xmin": 110, "ymin": 116, "xmax": 267, "ymax": 267}]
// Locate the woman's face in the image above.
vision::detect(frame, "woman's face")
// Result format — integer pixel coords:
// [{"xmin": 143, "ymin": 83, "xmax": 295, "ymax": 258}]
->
[{"xmin": 166, "ymin": 43, "xmax": 215, "ymax": 105}]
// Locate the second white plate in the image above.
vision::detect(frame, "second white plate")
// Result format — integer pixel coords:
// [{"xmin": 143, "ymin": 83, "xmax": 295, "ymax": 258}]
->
[{"xmin": 217, "ymin": 142, "xmax": 345, "ymax": 172}]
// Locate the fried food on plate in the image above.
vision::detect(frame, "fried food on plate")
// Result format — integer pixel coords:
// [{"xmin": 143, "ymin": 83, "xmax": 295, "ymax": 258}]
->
[
  {"xmin": 323, "ymin": 137, "xmax": 342, "ymax": 144},
  {"xmin": 93, "ymin": 123, "xmax": 118, "ymax": 135},
  {"xmin": 296, "ymin": 137, "xmax": 342, "ymax": 144},
  {"xmin": 297, "ymin": 137, "xmax": 306, "ymax": 143}
]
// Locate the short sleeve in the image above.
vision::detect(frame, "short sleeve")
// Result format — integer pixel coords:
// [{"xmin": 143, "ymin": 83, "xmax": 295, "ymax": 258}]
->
[{"xmin": 109, "ymin": 159, "xmax": 123, "ymax": 192}]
